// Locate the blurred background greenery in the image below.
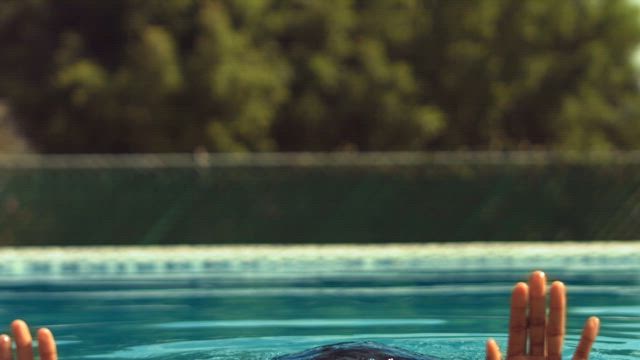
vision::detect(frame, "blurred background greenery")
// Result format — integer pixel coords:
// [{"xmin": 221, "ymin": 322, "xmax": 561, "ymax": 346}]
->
[
  {"xmin": 2, "ymin": 0, "xmax": 640, "ymax": 154},
  {"xmin": 1, "ymin": 0, "xmax": 640, "ymax": 245}
]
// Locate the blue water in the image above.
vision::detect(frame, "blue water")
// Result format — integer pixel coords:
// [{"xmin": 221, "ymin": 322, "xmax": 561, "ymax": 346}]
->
[{"xmin": 0, "ymin": 267, "xmax": 638, "ymax": 359}]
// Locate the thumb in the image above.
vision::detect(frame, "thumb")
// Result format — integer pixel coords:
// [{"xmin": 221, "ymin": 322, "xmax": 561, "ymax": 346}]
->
[{"xmin": 486, "ymin": 338, "xmax": 502, "ymax": 360}]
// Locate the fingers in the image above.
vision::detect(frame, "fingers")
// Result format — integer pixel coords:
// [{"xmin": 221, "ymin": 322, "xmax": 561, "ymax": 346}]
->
[
  {"xmin": 486, "ymin": 339, "xmax": 502, "ymax": 360},
  {"xmin": 572, "ymin": 317, "xmax": 600, "ymax": 360},
  {"xmin": 503, "ymin": 271, "xmax": 597, "ymax": 360},
  {"xmin": 0, "ymin": 334, "xmax": 11, "ymax": 360},
  {"xmin": 38, "ymin": 328, "xmax": 58, "ymax": 360},
  {"xmin": 10, "ymin": 320, "xmax": 59, "ymax": 360},
  {"xmin": 12, "ymin": 320, "xmax": 34, "ymax": 360},
  {"xmin": 547, "ymin": 281, "xmax": 566, "ymax": 360},
  {"xmin": 507, "ymin": 282, "xmax": 528, "ymax": 357},
  {"xmin": 528, "ymin": 271, "xmax": 547, "ymax": 356}
]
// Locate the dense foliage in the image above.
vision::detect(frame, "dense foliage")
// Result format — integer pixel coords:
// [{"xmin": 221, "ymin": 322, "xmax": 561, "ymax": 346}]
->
[{"xmin": 1, "ymin": 0, "xmax": 640, "ymax": 153}]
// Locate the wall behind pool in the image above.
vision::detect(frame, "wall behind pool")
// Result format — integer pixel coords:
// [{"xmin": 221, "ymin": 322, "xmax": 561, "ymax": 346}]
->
[{"xmin": 0, "ymin": 152, "xmax": 638, "ymax": 246}]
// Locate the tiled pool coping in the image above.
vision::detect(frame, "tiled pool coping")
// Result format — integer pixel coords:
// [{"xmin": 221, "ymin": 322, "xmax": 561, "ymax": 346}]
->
[{"xmin": 0, "ymin": 242, "xmax": 638, "ymax": 277}]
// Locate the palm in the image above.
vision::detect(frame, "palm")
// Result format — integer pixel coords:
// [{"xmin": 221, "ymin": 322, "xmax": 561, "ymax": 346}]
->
[{"xmin": 486, "ymin": 271, "xmax": 599, "ymax": 360}]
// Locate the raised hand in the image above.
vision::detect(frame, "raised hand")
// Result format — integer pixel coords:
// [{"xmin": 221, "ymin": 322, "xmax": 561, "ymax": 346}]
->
[
  {"xmin": 1, "ymin": 320, "xmax": 57, "ymax": 360},
  {"xmin": 486, "ymin": 271, "xmax": 600, "ymax": 360}
]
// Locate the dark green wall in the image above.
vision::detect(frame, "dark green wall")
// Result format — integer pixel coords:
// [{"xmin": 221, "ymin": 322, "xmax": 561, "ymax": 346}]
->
[{"xmin": 0, "ymin": 153, "xmax": 638, "ymax": 245}]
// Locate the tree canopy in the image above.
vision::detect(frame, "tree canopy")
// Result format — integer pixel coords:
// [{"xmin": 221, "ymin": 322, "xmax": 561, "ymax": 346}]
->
[{"xmin": 1, "ymin": 0, "xmax": 639, "ymax": 153}]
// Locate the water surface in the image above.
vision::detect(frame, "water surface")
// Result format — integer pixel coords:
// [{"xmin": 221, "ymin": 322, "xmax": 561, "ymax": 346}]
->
[{"xmin": 0, "ymin": 251, "xmax": 638, "ymax": 359}]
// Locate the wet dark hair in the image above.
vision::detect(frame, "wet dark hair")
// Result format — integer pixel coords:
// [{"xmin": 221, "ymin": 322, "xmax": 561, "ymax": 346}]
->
[{"xmin": 272, "ymin": 341, "xmax": 438, "ymax": 360}]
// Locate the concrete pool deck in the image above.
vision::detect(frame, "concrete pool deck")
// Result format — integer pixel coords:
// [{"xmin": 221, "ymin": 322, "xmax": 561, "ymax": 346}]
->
[{"xmin": 0, "ymin": 242, "xmax": 638, "ymax": 277}]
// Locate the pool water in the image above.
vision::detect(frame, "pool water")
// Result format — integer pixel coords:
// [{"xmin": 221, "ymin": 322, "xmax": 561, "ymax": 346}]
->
[{"xmin": 0, "ymin": 245, "xmax": 638, "ymax": 359}]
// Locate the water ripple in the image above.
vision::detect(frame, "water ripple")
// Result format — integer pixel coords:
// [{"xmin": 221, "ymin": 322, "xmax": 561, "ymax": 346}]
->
[{"xmin": 152, "ymin": 319, "xmax": 446, "ymax": 329}]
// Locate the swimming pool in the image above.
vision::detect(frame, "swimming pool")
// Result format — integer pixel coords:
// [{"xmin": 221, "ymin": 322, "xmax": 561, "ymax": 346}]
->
[{"xmin": 0, "ymin": 243, "xmax": 638, "ymax": 359}]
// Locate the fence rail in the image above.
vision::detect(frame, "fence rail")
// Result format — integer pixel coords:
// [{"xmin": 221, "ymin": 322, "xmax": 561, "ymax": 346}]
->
[{"xmin": 1, "ymin": 151, "xmax": 640, "ymax": 168}]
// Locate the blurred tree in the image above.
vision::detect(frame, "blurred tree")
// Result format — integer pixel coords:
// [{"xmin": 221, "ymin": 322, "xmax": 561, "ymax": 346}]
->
[
  {"xmin": 271, "ymin": 0, "xmax": 445, "ymax": 151},
  {"xmin": 0, "ymin": 0, "xmax": 638, "ymax": 152},
  {"xmin": 187, "ymin": 0, "xmax": 290, "ymax": 151},
  {"xmin": 412, "ymin": 0, "xmax": 640, "ymax": 150}
]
